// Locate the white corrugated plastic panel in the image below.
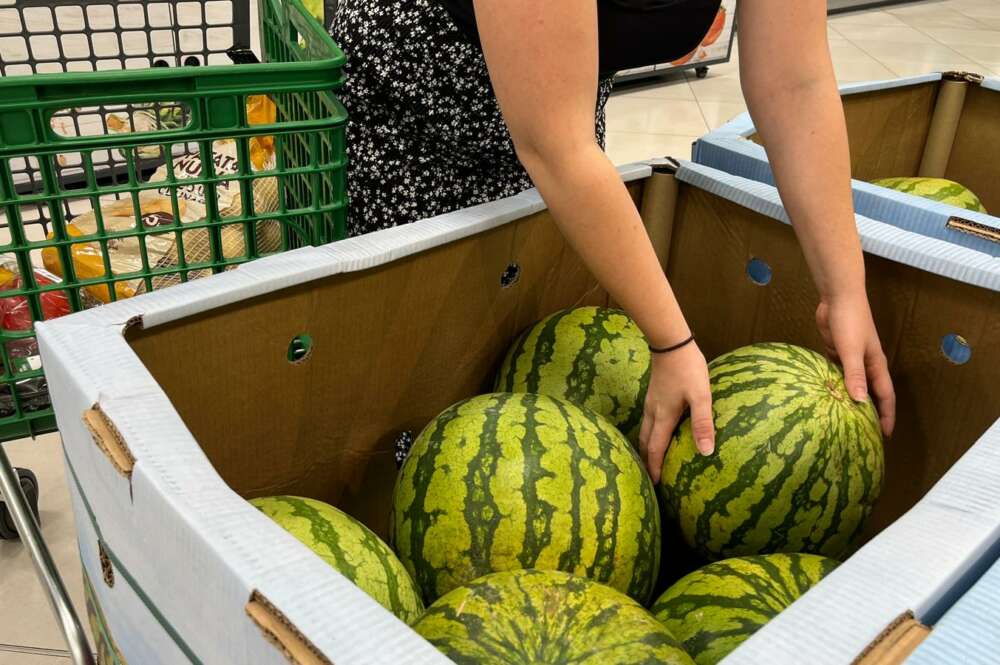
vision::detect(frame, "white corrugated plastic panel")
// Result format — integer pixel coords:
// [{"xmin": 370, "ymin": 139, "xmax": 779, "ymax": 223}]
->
[{"xmin": 907, "ymin": 555, "xmax": 1000, "ymax": 665}]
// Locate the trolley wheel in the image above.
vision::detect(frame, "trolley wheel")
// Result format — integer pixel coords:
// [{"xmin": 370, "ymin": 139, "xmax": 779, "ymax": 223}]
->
[
  {"xmin": 0, "ymin": 468, "xmax": 40, "ymax": 540},
  {"xmin": 695, "ymin": 66, "xmax": 709, "ymax": 79}
]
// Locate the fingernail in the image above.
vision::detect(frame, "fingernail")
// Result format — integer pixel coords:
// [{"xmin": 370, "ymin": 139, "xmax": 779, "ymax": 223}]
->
[
  {"xmin": 697, "ymin": 438, "xmax": 714, "ymax": 456},
  {"xmin": 851, "ymin": 389, "xmax": 868, "ymax": 402}
]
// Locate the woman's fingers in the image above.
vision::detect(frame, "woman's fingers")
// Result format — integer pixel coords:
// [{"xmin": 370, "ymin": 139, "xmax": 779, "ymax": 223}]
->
[
  {"xmin": 645, "ymin": 408, "xmax": 678, "ymax": 484},
  {"xmin": 638, "ymin": 407, "xmax": 654, "ymax": 464},
  {"xmin": 689, "ymin": 388, "xmax": 716, "ymax": 456},
  {"xmin": 866, "ymin": 349, "xmax": 896, "ymax": 437},
  {"xmin": 838, "ymin": 342, "xmax": 870, "ymax": 403}
]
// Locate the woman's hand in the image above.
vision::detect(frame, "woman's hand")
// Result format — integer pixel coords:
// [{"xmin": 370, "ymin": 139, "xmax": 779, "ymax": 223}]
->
[
  {"xmin": 816, "ymin": 294, "xmax": 896, "ymax": 437},
  {"xmin": 639, "ymin": 342, "xmax": 716, "ymax": 483}
]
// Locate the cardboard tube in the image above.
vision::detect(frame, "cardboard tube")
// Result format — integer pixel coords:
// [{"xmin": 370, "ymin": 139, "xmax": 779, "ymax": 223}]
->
[
  {"xmin": 639, "ymin": 170, "xmax": 679, "ymax": 272},
  {"xmin": 918, "ymin": 78, "xmax": 969, "ymax": 178}
]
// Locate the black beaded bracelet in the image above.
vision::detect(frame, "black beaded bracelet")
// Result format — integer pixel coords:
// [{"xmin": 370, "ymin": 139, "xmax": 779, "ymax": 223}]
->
[{"xmin": 649, "ymin": 334, "xmax": 695, "ymax": 354}]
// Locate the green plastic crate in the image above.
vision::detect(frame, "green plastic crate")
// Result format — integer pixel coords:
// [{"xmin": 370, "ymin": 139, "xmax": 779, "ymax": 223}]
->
[{"xmin": 0, "ymin": 0, "xmax": 348, "ymax": 440}]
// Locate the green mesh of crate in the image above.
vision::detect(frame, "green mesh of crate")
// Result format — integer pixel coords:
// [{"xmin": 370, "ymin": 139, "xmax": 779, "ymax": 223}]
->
[{"xmin": 0, "ymin": 0, "xmax": 347, "ymax": 440}]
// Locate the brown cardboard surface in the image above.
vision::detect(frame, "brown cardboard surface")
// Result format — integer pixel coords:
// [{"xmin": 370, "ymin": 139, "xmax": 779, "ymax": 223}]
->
[
  {"xmin": 127, "ymin": 194, "xmax": 620, "ymax": 536},
  {"xmin": 666, "ymin": 185, "xmax": 1000, "ymax": 535},
  {"xmin": 946, "ymin": 83, "xmax": 1000, "ymax": 214},
  {"xmin": 747, "ymin": 83, "xmax": 939, "ymax": 181},
  {"xmin": 841, "ymin": 83, "xmax": 939, "ymax": 182},
  {"xmin": 853, "ymin": 614, "xmax": 930, "ymax": 665},
  {"xmin": 917, "ymin": 79, "xmax": 967, "ymax": 179}
]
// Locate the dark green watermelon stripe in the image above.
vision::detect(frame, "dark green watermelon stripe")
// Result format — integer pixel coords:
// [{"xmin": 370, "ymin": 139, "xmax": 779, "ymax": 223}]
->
[
  {"xmin": 716, "ymin": 401, "xmax": 823, "ymax": 553},
  {"xmin": 495, "ymin": 326, "xmax": 533, "ymax": 392},
  {"xmin": 463, "ymin": 394, "xmax": 509, "ymax": 582},
  {"xmin": 518, "ymin": 394, "xmax": 560, "ymax": 570},
  {"xmin": 353, "ymin": 518, "xmax": 409, "ymax": 618},
  {"xmin": 277, "ymin": 497, "xmax": 358, "ymax": 579},
  {"xmin": 519, "ymin": 311, "xmax": 565, "ymax": 394},
  {"xmin": 399, "ymin": 400, "xmax": 465, "ymax": 601},
  {"xmin": 563, "ymin": 308, "xmax": 645, "ymax": 434},
  {"xmin": 564, "ymin": 308, "xmax": 605, "ymax": 414},
  {"xmin": 547, "ymin": 397, "xmax": 586, "ymax": 575}
]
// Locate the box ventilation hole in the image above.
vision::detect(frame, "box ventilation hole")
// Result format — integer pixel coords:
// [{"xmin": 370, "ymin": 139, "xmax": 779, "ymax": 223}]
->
[
  {"xmin": 746, "ymin": 257, "xmax": 772, "ymax": 286},
  {"xmin": 287, "ymin": 334, "xmax": 313, "ymax": 364},
  {"xmin": 941, "ymin": 334, "xmax": 971, "ymax": 365}
]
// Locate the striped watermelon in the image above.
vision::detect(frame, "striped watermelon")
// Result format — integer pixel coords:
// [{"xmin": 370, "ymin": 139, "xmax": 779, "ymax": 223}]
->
[
  {"xmin": 413, "ymin": 569, "xmax": 695, "ymax": 665},
  {"xmin": 496, "ymin": 307, "xmax": 650, "ymax": 444},
  {"xmin": 659, "ymin": 343, "xmax": 884, "ymax": 560},
  {"xmin": 391, "ymin": 392, "xmax": 661, "ymax": 604},
  {"xmin": 652, "ymin": 554, "xmax": 839, "ymax": 665},
  {"xmin": 251, "ymin": 496, "xmax": 424, "ymax": 624},
  {"xmin": 871, "ymin": 177, "xmax": 988, "ymax": 214}
]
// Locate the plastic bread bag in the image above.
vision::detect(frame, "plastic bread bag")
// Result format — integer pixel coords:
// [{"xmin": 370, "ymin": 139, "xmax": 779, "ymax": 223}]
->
[{"xmin": 42, "ymin": 95, "xmax": 281, "ymax": 303}]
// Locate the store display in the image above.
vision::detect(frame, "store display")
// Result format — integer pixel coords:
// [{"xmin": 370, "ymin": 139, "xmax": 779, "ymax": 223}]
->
[
  {"xmin": 616, "ymin": 0, "xmax": 736, "ymax": 81},
  {"xmin": 652, "ymin": 554, "xmax": 840, "ymax": 665},
  {"xmin": 413, "ymin": 569, "xmax": 695, "ymax": 665},
  {"xmin": 495, "ymin": 307, "xmax": 650, "ymax": 445},
  {"xmin": 251, "ymin": 496, "xmax": 424, "ymax": 624},
  {"xmin": 670, "ymin": 4, "xmax": 729, "ymax": 66},
  {"xmin": 659, "ymin": 343, "xmax": 884, "ymax": 561},
  {"xmin": 391, "ymin": 392, "xmax": 661, "ymax": 604},
  {"xmin": 871, "ymin": 177, "xmax": 988, "ymax": 214}
]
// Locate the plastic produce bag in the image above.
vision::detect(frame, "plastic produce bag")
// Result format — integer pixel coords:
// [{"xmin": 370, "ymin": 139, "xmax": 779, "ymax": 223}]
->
[{"xmin": 0, "ymin": 257, "xmax": 89, "ymax": 417}]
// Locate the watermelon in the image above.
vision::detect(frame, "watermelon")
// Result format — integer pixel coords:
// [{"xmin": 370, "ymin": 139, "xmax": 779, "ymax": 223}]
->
[
  {"xmin": 413, "ymin": 569, "xmax": 695, "ymax": 665},
  {"xmin": 652, "ymin": 553, "xmax": 839, "ymax": 665},
  {"xmin": 251, "ymin": 496, "xmax": 424, "ymax": 624},
  {"xmin": 391, "ymin": 392, "xmax": 661, "ymax": 604},
  {"xmin": 659, "ymin": 343, "xmax": 884, "ymax": 560},
  {"xmin": 871, "ymin": 177, "xmax": 988, "ymax": 214},
  {"xmin": 496, "ymin": 307, "xmax": 650, "ymax": 444}
]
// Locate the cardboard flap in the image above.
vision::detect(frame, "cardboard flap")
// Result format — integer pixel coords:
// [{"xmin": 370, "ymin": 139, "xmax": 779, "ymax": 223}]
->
[
  {"xmin": 853, "ymin": 613, "xmax": 930, "ymax": 665},
  {"xmin": 83, "ymin": 406, "xmax": 135, "ymax": 478},
  {"xmin": 947, "ymin": 217, "xmax": 1000, "ymax": 245},
  {"xmin": 247, "ymin": 592, "xmax": 332, "ymax": 665}
]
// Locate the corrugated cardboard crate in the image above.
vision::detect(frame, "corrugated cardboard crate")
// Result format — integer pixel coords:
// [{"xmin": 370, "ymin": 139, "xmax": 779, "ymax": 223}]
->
[
  {"xmin": 693, "ymin": 72, "xmax": 1000, "ymax": 257},
  {"xmin": 38, "ymin": 161, "xmax": 1000, "ymax": 664}
]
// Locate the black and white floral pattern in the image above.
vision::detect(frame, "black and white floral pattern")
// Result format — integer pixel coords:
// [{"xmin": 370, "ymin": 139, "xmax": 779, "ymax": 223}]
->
[{"xmin": 331, "ymin": 0, "xmax": 614, "ymax": 236}]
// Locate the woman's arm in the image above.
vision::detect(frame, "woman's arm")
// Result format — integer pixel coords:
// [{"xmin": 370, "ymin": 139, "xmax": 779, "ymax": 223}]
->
[
  {"xmin": 474, "ymin": 0, "xmax": 717, "ymax": 479},
  {"xmin": 738, "ymin": 0, "xmax": 895, "ymax": 435}
]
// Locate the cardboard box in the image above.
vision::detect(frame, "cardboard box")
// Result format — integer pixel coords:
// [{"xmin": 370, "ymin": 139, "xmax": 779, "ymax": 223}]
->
[
  {"xmin": 39, "ymin": 161, "xmax": 999, "ymax": 664},
  {"xmin": 693, "ymin": 73, "xmax": 1000, "ymax": 254}
]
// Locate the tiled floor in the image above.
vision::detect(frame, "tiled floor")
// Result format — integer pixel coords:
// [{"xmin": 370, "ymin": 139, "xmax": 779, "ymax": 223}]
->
[
  {"xmin": 1, "ymin": 0, "xmax": 999, "ymax": 661},
  {"xmin": 604, "ymin": 0, "xmax": 1000, "ymax": 165}
]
